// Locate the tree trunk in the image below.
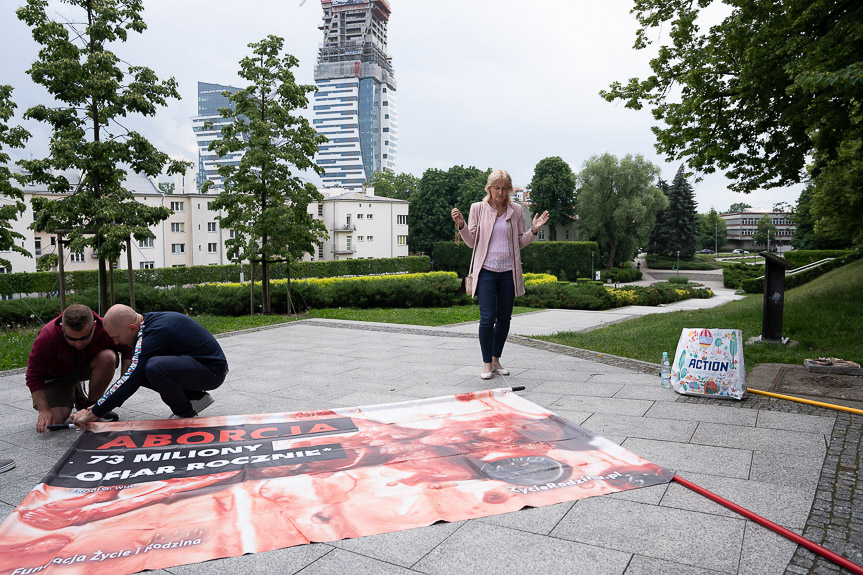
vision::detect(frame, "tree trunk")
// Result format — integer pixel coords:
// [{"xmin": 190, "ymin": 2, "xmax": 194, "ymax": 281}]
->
[
  {"xmin": 606, "ymin": 241, "xmax": 617, "ymax": 270},
  {"xmin": 249, "ymin": 260, "xmax": 255, "ymax": 316},
  {"xmin": 126, "ymin": 237, "xmax": 135, "ymax": 309},
  {"xmin": 109, "ymin": 260, "xmax": 115, "ymax": 306},
  {"xmin": 286, "ymin": 262, "xmax": 293, "ymax": 316}
]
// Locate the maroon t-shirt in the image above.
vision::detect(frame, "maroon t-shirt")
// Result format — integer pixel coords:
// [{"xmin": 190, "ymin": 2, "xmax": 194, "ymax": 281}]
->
[{"xmin": 25, "ymin": 311, "xmax": 132, "ymax": 393}]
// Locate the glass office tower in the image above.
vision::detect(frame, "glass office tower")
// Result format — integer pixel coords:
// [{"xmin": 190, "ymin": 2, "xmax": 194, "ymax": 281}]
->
[
  {"xmin": 314, "ymin": 0, "xmax": 398, "ymax": 190},
  {"xmin": 192, "ymin": 82, "xmax": 243, "ymax": 191}
]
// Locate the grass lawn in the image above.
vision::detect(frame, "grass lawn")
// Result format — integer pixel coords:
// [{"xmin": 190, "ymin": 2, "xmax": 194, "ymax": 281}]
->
[
  {"xmin": 306, "ymin": 305, "xmax": 537, "ymax": 326},
  {"xmin": 536, "ymin": 258, "xmax": 863, "ymax": 371}
]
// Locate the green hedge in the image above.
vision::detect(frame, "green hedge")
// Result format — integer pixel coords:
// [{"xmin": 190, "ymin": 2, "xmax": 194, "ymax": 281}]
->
[
  {"xmin": 600, "ymin": 267, "xmax": 642, "ymax": 283},
  {"xmin": 0, "ymin": 256, "xmax": 431, "ymax": 296},
  {"xmin": 741, "ymin": 250, "xmax": 862, "ymax": 293},
  {"xmin": 433, "ymin": 241, "xmax": 599, "ymax": 281},
  {"xmin": 782, "ymin": 250, "xmax": 854, "ymax": 269},
  {"xmin": 722, "ymin": 262, "xmax": 765, "ymax": 289}
]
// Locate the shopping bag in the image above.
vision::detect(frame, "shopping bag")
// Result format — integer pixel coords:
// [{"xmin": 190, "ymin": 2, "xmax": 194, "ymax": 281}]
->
[{"xmin": 671, "ymin": 328, "xmax": 745, "ymax": 399}]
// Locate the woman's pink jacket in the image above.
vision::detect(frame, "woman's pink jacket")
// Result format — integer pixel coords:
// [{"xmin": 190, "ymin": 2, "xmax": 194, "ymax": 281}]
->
[{"xmin": 458, "ymin": 200, "xmax": 537, "ymax": 298}]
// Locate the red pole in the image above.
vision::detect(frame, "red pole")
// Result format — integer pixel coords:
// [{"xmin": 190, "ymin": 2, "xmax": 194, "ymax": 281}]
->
[{"xmin": 673, "ymin": 475, "xmax": 863, "ymax": 575}]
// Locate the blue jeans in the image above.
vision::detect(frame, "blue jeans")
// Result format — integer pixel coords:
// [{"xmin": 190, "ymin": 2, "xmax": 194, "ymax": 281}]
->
[{"xmin": 476, "ymin": 268, "xmax": 515, "ymax": 364}]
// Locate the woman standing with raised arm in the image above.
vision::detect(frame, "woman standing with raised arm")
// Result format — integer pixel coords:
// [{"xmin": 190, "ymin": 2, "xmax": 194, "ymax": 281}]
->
[{"xmin": 451, "ymin": 170, "xmax": 549, "ymax": 380}]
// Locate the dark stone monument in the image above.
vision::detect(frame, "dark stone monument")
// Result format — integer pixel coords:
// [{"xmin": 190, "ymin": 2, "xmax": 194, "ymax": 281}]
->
[{"xmin": 760, "ymin": 251, "xmax": 794, "ymax": 343}]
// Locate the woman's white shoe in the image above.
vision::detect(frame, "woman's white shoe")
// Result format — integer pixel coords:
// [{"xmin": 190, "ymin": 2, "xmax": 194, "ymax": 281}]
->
[
  {"xmin": 480, "ymin": 371, "xmax": 494, "ymax": 380},
  {"xmin": 493, "ymin": 367, "xmax": 510, "ymax": 376}
]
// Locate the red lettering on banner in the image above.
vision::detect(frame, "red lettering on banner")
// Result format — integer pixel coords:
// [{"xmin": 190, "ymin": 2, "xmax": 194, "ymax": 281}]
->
[
  {"xmin": 143, "ymin": 435, "xmax": 172, "ymax": 448},
  {"xmin": 251, "ymin": 427, "xmax": 278, "ymax": 439},
  {"xmin": 177, "ymin": 432, "xmax": 215, "ymax": 445},
  {"xmin": 308, "ymin": 423, "xmax": 338, "ymax": 434},
  {"xmin": 98, "ymin": 436, "xmax": 137, "ymax": 449},
  {"xmin": 219, "ymin": 430, "xmax": 246, "ymax": 442}
]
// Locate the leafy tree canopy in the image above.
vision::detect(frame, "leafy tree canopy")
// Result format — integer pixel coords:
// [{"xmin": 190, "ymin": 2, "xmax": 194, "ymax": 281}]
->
[
  {"xmin": 408, "ymin": 165, "xmax": 489, "ymax": 255},
  {"xmin": 528, "ymin": 156, "xmax": 576, "ymax": 241},
  {"xmin": 752, "ymin": 215, "xmax": 779, "ymax": 250},
  {"xmin": 696, "ymin": 209, "xmax": 727, "ymax": 252},
  {"xmin": 727, "ymin": 202, "xmax": 751, "ymax": 214},
  {"xmin": 366, "ymin": 171, "xmax": 419, "ymax": 201},
  {"xmin": 0, "ymin": 85, "xmax": 30, "ymax": 271},
  {"xmin": 16, "ymin": 0, "xmax": 189, "ymax": 307},
  {"xmin": 206, "ymin": 35, "xmax": 327, "ymax": 314},
  {"xmin": 601, "ymin": 0, "xmax": 862, "ymax": 199},
  {"xmin": 576, "ymin": 153, "xmax": 666, "ymax": 269}
]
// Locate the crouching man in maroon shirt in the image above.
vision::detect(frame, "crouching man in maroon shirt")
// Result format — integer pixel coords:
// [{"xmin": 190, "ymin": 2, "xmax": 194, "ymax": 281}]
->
[{"xmin": 26, "ymin": 304, "xmax": 131, "ymax": 433}]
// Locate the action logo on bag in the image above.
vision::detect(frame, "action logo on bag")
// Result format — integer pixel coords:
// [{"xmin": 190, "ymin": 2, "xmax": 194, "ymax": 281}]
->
[{"xmin": 671, "ymin": 328, "xmax": 745, "ymax": 399}]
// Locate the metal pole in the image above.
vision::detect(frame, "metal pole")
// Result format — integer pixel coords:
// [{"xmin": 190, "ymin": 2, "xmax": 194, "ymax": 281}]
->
[
  {"xmin": 676, "ymin": 251, "xmax": 680, "ymax": 275},
  {"xmin": 57, "ymin": 233, "xmax": 66, "ymax": 312},
  {"xmin": 591, "ymin": 251, "xmax": 594, "ymax": 280},
  {"xmin": 714, "ymin": 218, "xmax": 718, "ymax": 254}
]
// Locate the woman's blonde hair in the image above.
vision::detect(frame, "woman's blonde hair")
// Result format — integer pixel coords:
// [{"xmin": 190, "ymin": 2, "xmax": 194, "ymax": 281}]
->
[{"xmin": 484, "ymin": 169, "xmax": 513, "ymax": 205}]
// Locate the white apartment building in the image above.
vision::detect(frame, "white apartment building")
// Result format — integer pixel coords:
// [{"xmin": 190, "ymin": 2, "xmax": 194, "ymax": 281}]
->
[
  {"xmin": 310, "ymin": 188, "xmax": 409, "ymax": 261},
  {"xmin": 1, "ymin": 171, "xmax": 409, "ymax": 275}
]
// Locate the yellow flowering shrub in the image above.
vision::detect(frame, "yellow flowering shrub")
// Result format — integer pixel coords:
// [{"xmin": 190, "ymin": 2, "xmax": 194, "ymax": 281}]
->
[
  {"xmin": 607, "ymin": 288, "xmax": 640, "ymax": 306},
  {"xmin": 523, "ymin": 273, "xmax": 558, "ymax": 286}
]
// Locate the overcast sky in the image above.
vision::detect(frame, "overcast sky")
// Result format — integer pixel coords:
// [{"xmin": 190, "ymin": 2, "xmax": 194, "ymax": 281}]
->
[{"xmin": 1, "ymin": 0, "xmax": 801, "ymax": 213}]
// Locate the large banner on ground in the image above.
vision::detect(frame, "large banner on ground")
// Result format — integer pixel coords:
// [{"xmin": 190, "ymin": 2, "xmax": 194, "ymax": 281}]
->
[{"xmin": 0, "ymin": 389, "xmax": 673, "ymax": 575}]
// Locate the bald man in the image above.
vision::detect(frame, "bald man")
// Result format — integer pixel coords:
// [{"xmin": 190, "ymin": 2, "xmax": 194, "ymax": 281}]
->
[{"xmin": 72, "ymin": 304, "xmax": 228, "ymax": 427}]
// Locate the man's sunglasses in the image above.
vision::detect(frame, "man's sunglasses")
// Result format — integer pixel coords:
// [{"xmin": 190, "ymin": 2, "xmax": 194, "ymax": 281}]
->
[{"xmin": 62, "ymin": 323, "xmax": 95, "ymax": 342}]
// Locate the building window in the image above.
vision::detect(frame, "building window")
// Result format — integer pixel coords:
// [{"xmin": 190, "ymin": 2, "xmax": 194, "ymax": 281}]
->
[
  {"xmin": 34, "ymin": 238, "xmax": 42, "ymax": 256},
  {"xmin": 70, "ymin": 252, "xmax": 85, "ymax": 263},
  {"xmin": 397, "ymin": 215, "xmax": 407, "ymax": 225},
  {"xmin": 367, "ymin": 214, "xmax": 373, "ymax": 220},
  {"xmin": 538, "ymin": 230, "xmax": 545, "ymax": 240},
  {"xmin": 207, "ymin": 222, "xmax": 217, "ymax": 232},
  {"xmin": 366, "ymin": 236, "xmax": 373, "ymax": 242},
  {"xmin": 140, "ymin": 261, "xmax": 154, "ymax": 269},
  {"xmin": 207, "ymin": 201, "xmax": 214, "ymax": 209},
  {"xmin": 397, "ymin": 235, "xmax": 407, "ymax": 246},
  {"xmin": 357, "ymin": 214, "xmax": 364, "ymax": 219},
  {"xmin": 171, "ymin": 222, "xmax": 185, "ymax": 233},
  {"xmin": 357, "ymin": 236, "xmax": 364, "ymax": 242},
  {"xmin": 229, "ymin": 230, "xmax": 237, "ymax": 239},
  {"xmin": 170, "ymin": 201, "xmax": 184, "ymax": 212},
  {"xmin": 50, "ymin": 236, "xmax": 56, "ymax": 246},
  {"xmin": 139, "ymin": 237, "xmax": 154, "ymax": 248},
  {"xmin": 565, "ymin": 230, "xmax": 570, "ymax": 240},
  {"xmin": 318, "ymin": 244, "xmax": 324, "ymax": 259},
  {"xmin": 208, "ymin": 243, "xmax": 217, "ymax": 253},
  {"xmin": 318, "ymin": 204, "xmax": 324, "ymax": 217},
  {"xmin": 172, "ymin": 264, "xmax": 186, "ymax": 268},
  {"xmin": 171, "ymin": 243, "xmax": 185, "ymax": 254}
]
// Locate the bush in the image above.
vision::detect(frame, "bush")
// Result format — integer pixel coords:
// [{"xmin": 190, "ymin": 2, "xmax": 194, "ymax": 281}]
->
[
  {"xmin": 722, "ymin": 262, "xmax": 764, "ymax": 289},
  {"xmin": 667, "ymin": 275, "xmax": 689, "ymax": 285},
  {"xmin": 600, "ymin": 267, "xmax": 642, "ymax": 283},
  {"xmin": 433, "ymin": 240, "xmax": 599, "ymax": 281},
  {"xmin": 741, "ymin": 250, "xmax": 862, "ymax": 294},
  {"xmin": 782, "ymin": 249, "xmax": 854, "ymax": 269},
  {"xmin": 645, "ymin": 254, "xmax": 719, "ymax": 270},
  {"xmin": 0, "ymin": 256, "xmax": 431, "ymax": 296}
]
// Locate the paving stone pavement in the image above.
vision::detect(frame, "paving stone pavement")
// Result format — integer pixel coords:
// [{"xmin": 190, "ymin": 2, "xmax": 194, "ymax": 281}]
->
[{"xmin": 0, "ymin": 281, "xmax": 859, "ymax": 575}]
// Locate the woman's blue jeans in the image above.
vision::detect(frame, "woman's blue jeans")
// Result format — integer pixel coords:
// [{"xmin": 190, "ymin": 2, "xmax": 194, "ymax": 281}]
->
[{"xmin": 476, "ymin": 268, "xmax": 515, "ymax": 363}]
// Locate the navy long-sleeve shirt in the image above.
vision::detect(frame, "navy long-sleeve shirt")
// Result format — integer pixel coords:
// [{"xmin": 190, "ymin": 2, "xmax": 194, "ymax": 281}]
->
[{"xmin": 91, "ymin": 312, "xmax": 227, "ymax": 418}]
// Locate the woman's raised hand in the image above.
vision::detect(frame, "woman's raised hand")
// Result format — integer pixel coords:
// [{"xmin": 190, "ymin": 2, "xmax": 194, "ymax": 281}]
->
[{"xmin": 451, "ymin": 207, "xmax": 464, "ymax": 228}]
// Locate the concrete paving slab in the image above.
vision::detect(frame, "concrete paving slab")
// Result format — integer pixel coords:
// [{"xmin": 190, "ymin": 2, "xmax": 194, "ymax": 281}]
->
[
  {"xmin": 620, "ymin": 437, "xmax": 751, "ymax": 479},
  {"xmin": 582, "ymin": 413, "xmax": 698, "ymax": 443},
  {"xmin": 475, "ymin": 501, "xmax": 573, "ymax": 535},
  {"xmin": 413, "ymin": 520, "xmax": 633, "ymax": 575},
  {"xmin": 690, "ymin": 422, "xmax": 827, "ymax": 455},
  {"xmin": 644, "ymin": 402, "xmax": 758, "ymax": 426},
  {"xmin": 623, "ymin": 555, "xmax": 727, "ymax": 575},
  {"xmin": 738, "ymin": 521, "xmax": 802, "ymax": 575},
  {"xmin": 755, "ymin": 410, "xmax": 835, "ymax": 436},
  {"xmin": 552, "ymin": 498, "xmax": 745, "ymax": 573},
  {"xmin": 296, "ymin": 547, "xmax": 415, "ymax": 574},
  {"xmin": 330, "ymin": 520, "xmax": 464, "ymax": 568}
]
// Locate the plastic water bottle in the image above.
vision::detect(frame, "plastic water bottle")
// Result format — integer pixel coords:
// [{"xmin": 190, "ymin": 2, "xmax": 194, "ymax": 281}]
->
[{"xmin": 660, "ymin": 352, "xmax": 672, "ymax": 388}]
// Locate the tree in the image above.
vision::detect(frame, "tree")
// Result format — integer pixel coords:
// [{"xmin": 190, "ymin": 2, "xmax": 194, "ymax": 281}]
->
[
  {"xmin": 158, "ymin": 182, "xmax": 175, "ymax": 194},
  {"xmin": 792, "ymin": 184, "xmax": 845, "ymax": 250},
  {"xmin": 16, "ymin": 0, "xmax": 188, "ymax": 309},
  {"xmin": 0, "ymin": 86, "xmax": 30, "ymax": 271},
  {"xmin": 772, "ymin": 201, "xmax": 793, "ymax": 214},
  {"xmin": 408, "ymin": 165, "xmax": 489, "ymax": 255},
  {"xmin": 205, "ymin": 35, "xmax": 327, "ymax": 315},
  {"xmin": 528, "ymin": 157, "xmax": 576, "ymax": 241},
  {"xmin": 647, "ymin": 166, "xmax": 699, "ymax": 258},
  {"xmin": 696, "ymin": 209, "xmax": 727, "ymax": 252},
  {"xmin": 576, "ymin": 154, "xmax": 666, "ymax": 269},
  {"xmin": 752, "ymin": 215, "xmax": 779, "ymax": 251},
  {"xmin": 727, "ymin": 203, "xmax": 752, "ymax": 214},
  {"xmin": 600, "ymin": 0, "xmax": 862, "ymax": 234},
  {"xmin": 367, "ymin": 171, "xmax": 419, "ymax": 201},
  {"xmin": 809, "ymin": 136, "xmax": 863, "ymax": 247}
]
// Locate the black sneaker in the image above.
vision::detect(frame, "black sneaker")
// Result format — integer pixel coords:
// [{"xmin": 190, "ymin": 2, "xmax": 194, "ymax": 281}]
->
[
  {"xmin": 189, "ymin": 393, "xmax": 214, "ymax": 415},
  {"xmin": 99, "ymin": 411, "xmax": 120, "ymax": 422}
]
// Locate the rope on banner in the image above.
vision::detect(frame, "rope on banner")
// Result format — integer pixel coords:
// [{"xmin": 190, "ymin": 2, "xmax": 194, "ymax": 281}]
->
[
  {"xmin": 748, "ymin": 388, "xmax": 863, "ymax": 416},
  {"xmin": 673, "ymin": 475, "xmax": 863, "ymax": 574}
]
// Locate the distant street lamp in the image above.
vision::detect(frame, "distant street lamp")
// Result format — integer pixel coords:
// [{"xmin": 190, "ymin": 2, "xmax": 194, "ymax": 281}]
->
[
  {"xmin": 676, "ymin": 251, "xmax": 680, "ymax": 276},
  {"xmin": 591, "ymin": 251, "xmax": 594, "ymax": 280},
  {"xmin": 715, "ymin": 218, "xmax": 718, "ymax": 254}
]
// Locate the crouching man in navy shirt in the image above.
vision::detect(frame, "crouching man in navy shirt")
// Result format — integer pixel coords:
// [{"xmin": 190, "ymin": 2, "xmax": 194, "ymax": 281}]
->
[{"xmin": 72, "ymin": 304, "xmax": 229, "ymax": 426}]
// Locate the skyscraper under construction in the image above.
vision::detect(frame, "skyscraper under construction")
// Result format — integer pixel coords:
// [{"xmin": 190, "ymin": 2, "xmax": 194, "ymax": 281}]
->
[{"xmin": 314, "ymin": 0, "xmax": 397, "ymax": 190}]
